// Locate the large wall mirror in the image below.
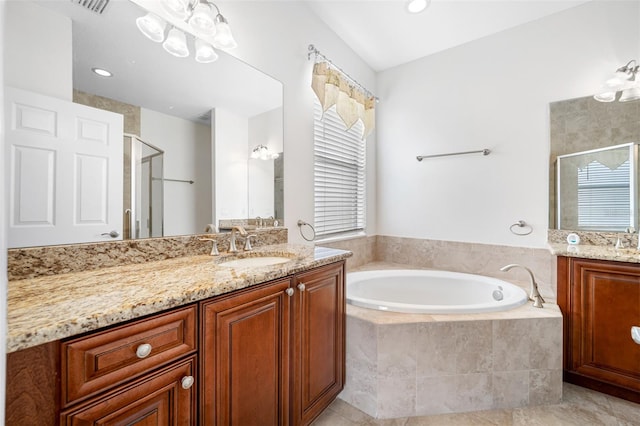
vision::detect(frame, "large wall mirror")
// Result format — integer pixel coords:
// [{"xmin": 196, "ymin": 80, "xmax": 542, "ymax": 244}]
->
[
  {"xmin": 5, "ymin": 0, "xmax": 283, "ymax": 248},
  {"xmin": 549, "ymin": 95, "xmax": 640, "ymax": 232}
]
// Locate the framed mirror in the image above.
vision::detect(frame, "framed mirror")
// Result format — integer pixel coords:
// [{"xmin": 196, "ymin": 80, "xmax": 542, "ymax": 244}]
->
[
  {"xmin": 5, "ymin": 0, "xmax": 284, "ymax": 248},
  {"xmin": 549, "ymin": 95, "xmax": 640, "ymax": 231}
]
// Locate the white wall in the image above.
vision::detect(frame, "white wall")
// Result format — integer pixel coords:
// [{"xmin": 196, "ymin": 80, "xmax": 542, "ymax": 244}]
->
[
  {"xmin": 0, "ymin": 1, "xmax": 7, "ymax": 422},
  {"xmin": 376, "ymin": 1, "xmax": 640, "ymax": 248},
  {"xmin": 140, "ymin": 109, "xmax": 212, "ymax": 236},
  {"xmin": 4, "ymin": 1, "xmax": 71, "ymax": 100},
  {"xmin": 220, "ymin": 1, "xmax": 377, "ymax": 243},
  {"xmin": 213, "ymin": 108, "xmax": 249, "ymax": 221}
]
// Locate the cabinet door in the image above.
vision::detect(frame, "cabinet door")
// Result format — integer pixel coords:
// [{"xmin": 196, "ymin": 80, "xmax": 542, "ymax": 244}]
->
[
  {"xmin": 200, "ymin": 279, "xmax": 292, "ymax": 426},
  {"xmin": 60, "ymin": 355, "xmax": 196, "ymax": 425},
  {"xmin": 568, "ymin": 259, "xmax": 640, "ymax": 393},
  {"xmin": 291, "ymin": 262, "xmax": 345, "ymax": 426}
]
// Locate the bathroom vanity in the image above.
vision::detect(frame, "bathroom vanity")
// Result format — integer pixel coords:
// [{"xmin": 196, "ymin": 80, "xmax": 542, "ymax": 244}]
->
[
  {"xmin": 555, "ymin": 249, "xmax": 640, "ymax": 403},
  {"xmin": 5, "ymin": 244, "xmax": 350, "ymax": 425}
]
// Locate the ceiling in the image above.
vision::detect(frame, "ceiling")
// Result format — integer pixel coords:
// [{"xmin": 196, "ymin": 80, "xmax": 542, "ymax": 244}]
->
[{"xmin": 306, "ymin": 0, "xmax": 591, "ymax": 71}]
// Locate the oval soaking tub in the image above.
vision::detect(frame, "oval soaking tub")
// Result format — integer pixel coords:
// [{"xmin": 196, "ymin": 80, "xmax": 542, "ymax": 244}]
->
[{"xmin": 347, "ymin": 269, "xmax": 528, "ymax": 314}]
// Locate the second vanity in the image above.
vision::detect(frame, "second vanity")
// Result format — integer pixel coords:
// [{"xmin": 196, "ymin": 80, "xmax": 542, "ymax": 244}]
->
[
  {"xmin": 5, "ymin": 241, "xmax": 351, "ymax": 425},
  {"xmin": 550, "ymin": 241, "xmax": 640, "ymax": 404}
]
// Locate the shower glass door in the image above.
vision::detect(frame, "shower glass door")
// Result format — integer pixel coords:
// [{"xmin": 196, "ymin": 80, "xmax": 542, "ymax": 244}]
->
[{"xmin": 124, "ymin": 134, "xmax": 164, "ymax": 239}]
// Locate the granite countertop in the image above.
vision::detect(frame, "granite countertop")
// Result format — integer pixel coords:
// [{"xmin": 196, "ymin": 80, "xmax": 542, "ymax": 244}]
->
[
  {"xmin": 7, "ymin": 244, "xmax": 352, "ymax": 353},
  {"xmin": 548, "ymin": 242, "xmax": 640, "ymax": 263}
]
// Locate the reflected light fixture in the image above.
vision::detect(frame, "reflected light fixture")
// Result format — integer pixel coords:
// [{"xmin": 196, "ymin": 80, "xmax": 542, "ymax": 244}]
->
[
  {"xmin": 406, "ymin": 0, "xmax": 430, "ymax": 14},
  {"xmin": 594, "ymin": 60, "xmax": 640, "ymax": 103},
  {"xmin": 92, "ymin": 67, "xmax": 113, "ymax": 77},
  {"xmin": 163, "ymin": 27, "xmax": 190, "ymax": 57},
  {"xmin": 251, "ymin": 145, "xmax": 279, "ymax": 160},
  {"xmin": 135, "ymin": 0, "xmax": 236, "ymax": 64},
  {"xmin": 195, "ymin": 38, "xmax": 218, "ymax": 63}
]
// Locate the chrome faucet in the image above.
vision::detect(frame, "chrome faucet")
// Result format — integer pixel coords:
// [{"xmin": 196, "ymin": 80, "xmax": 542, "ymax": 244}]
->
[
  {"xmin": 228, "ymin": 226, "xmax": 248, "ymax": 253},
  {"xmin": 500, "ymin": 264, "xmax": 545, "ymax": 308}
]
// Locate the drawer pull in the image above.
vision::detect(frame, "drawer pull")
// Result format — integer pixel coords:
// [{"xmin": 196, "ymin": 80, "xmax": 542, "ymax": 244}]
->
[
  {"xmin": 181, "ymin": 375, "xmax": 195, "ymax": 389},
  {"xmin": 135, "ymin": 343, "xmax": 153, "ymax": 359},
  {"xmin": 285, "ymin": 288, "xmax": 294, "ymax": 297},
  {"xmin": 297, "ymin": 283, "xmax": 306, "ymax": 291},
  {"xmin": 632, "ymin": 326, "xmax": 640, "ymax": 345}
]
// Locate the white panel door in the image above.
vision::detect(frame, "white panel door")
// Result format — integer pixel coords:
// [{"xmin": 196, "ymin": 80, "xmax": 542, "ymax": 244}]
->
[{"xmin": 5, "ymin": 87, "xmax": 123, "ymax": 248}]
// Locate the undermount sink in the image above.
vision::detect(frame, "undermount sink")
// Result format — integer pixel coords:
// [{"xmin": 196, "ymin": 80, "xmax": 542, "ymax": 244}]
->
[{"xmin": 218, "ymin": 256, "xmax": 292, "ymax": 268}]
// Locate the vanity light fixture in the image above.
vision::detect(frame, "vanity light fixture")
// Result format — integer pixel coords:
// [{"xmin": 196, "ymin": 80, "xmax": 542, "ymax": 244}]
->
[
  {"xmin": 406, "ymin": 0, "xmax": 430, "ymax": 14},
  {"xmin": 135, "ymin": 0, "xmax": 236, "ymax": 64},
  {"xmin": 251, "ymin": 145, "xmax": 279, "ymax": 160},
  {"xmin": 594, "ymin": 60, "xmax": 640, "ymax": 103}
]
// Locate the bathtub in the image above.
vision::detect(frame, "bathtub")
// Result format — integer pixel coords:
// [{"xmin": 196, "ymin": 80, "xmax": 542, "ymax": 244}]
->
[{"xmin": 347, "ymin": 269, "xmax": 528, "ymax": 314}]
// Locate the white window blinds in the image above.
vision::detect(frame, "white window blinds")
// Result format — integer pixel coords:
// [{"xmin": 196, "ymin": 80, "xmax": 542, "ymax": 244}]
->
[
  {"xmin": 577, "ymin": 160, "xmax": 632, "ymax": 231},
  {"xmin": 313, "ymin": 99, "xmax": 366, "ymax": 238}
]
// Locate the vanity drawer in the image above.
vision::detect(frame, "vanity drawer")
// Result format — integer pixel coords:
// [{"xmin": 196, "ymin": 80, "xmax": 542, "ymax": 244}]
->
[{"xmin": 62, "ymin": 305, "xmax": 197, "ymax": 406}]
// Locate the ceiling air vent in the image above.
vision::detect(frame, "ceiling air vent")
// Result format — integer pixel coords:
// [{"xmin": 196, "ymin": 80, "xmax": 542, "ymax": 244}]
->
[{"xmin": 72, "ymin": 0, "xmax": 110, "ymax": 15}]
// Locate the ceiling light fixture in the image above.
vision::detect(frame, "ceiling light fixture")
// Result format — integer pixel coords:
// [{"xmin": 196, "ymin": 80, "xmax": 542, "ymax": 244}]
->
[
  {"xmin": 250, "ymin": 145, "xmax": 279, "ymax": 161},
  {"xmin": 594, "ymin": 60, "xmax": 640, "ymax": 103},
  {"xmin": 406, "ymin": 0, "xmax": 431, "ymax": 14},
  {"xmin": 92, "ymin": 67, "xmax": 113, "ymax": 77},
  {"xmin": 135, "ymin": 0, "xmax": 236, "ymax": 64}
]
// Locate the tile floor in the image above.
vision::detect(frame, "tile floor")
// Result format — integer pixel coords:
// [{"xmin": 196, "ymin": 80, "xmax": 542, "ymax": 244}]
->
[{"xmin": 311, "ymin": 383, "xmax": 640, "ymax": 425}]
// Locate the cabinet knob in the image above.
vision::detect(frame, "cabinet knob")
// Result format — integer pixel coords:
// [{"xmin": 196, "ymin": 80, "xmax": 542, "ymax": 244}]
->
[
  {"xmin": 297, "ymin": 283, "xmax": 306, "ymax": 291},
  {"xmin": 181, "ymin": 375, "xmax": 195, "ymax": 390},
  {"xmin": 285, "ymin": 288, "xmax": 295, "ymax": 297},
  {"xmin": 632, "ymin": 326, "xmax": 640, "ymax": 345},
  {"xmin": 135, "ymin": 343, "xmax": 152, "ymax": 359}
]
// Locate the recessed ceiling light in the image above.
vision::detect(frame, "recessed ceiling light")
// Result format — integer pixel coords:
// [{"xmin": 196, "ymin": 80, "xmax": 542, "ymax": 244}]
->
[
  {"xmin": 92, "ymin": 67, "xmax": 113, "ymax": 77},
  {"xmin": 407, "ymin": 0, "xmax": 430, "ymax": 14}
]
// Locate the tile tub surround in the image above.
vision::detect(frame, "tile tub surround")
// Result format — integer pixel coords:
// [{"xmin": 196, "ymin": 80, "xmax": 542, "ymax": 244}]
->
[
  {"xmin": 7, "ymin": 244, "xmax": 350, "ymax": 353},
  {"xmin": 7, "ymin": 227, "xmax": 288, "ymax": 280},
  {"xmin": 340, "ymin": 296, "xmax": 563, "ymax": 419}
]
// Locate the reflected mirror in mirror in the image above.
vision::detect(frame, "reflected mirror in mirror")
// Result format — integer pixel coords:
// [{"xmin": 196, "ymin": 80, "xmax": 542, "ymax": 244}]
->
[
  {"xmin": 5, "ymin": 0, "xmax": 284, "ymax": 248},
  {"xmin": 557, "ymin": 143, "xmax": 637, "ymax": 231},
  {"xmin": 549, "ymin": 95, "xmax": 640, "ymax": 231}
]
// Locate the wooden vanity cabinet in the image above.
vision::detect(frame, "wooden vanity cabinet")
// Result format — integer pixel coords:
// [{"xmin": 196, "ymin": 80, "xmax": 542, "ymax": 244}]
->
[
  {"xmin": 60, "ymin": 355, "xmax": 197, "ymax": 425},
  {"xmin": 291, "ymin": 262, "xmax": 345, "ymax": 426},
  {"xmin": 6, "ymin": 260, "xmax": 347, "ymax": 426},
  {"xmin": 200, "ymin": 260, "xmax": 346, "ymax": 426},
  {"xmin": 557, "ymin": 256, "xmax": 640, "ymax": 403}
]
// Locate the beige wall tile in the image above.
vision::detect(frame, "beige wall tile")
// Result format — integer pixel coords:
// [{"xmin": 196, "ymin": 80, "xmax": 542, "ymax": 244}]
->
[{"xmin": 376, "ymin": 377, "xmax": 416, "ymax": 418}]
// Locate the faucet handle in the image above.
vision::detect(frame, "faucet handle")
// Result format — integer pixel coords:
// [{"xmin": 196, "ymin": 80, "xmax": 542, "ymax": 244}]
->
[
  {"xmin": 199, "ymin": 238, "xmax": 219, "ymax": 256},
  {"xmin": 244, "ymin": 235, "xmax": 257, "ymax": 251}
]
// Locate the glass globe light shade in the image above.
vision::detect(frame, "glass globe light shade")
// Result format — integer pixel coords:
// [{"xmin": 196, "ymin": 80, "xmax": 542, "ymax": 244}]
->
[
  {"xmin": 619, "ymin": 82, "xmax": 640, "ymax": 102},
  {"xmin": 136, "ymin": 13, "xmax": 167, "ymax": 43},
  {"xmin": 160, "ymin": 0, "xmax": 190, "ymax": 20},
  {"xmin": 189, "ymin": 3, "xmax": 216, "ymax": 36},
  {"xmin": 593, "ymin": 91, "xmax": 617, "ymax": 102},
  {"xmin": 213, "ymin": 15, "xmax": 238, "ymax": 50},
  {"xmin": 162, "ymin": 28, "xmax": 189, "ymax": 58},
  {"xmin": 195, "ymin": 39, "xmax": 219, "ymax": 63}
]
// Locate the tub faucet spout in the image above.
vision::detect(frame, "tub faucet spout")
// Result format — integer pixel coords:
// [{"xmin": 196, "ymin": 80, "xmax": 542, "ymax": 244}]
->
[{"xmin": 500, "ymin": 263, "xmax": 545, "ymax": 308}]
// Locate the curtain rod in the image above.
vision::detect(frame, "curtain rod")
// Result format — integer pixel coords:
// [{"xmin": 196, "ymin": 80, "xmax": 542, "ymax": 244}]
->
[
  {"xmin": 307, "ymin": 44, "xmax": 378, "ymax": 101},
  {"xmin": 416, "ymin": 149, "xmax": 491, "ymax": 161}
]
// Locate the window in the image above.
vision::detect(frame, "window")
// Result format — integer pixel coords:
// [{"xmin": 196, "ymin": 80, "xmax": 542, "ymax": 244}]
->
[
  {"xmin": 577, "ymin": 160, "xmax": 631, "ymax": 231},
  {"xmin": 313, "ymin": 99, "xmax": 366, "ymax": 238}
]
